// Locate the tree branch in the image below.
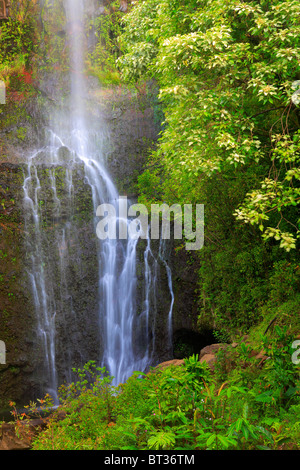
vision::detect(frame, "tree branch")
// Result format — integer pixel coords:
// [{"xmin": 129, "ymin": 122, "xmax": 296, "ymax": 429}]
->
[{"xmin": 249, "ymin": 106, "xmax": 287, "ymax": 120}]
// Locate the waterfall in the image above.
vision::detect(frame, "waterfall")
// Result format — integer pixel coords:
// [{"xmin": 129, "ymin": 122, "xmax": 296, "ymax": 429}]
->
[
  {"xmin": 159, "ymin": 236, "xmax": 174, "ymax": 354},
  {"xmin": 64, "ymin": 0, "xmax": 154, "ymax": 385},
  {"xmin": 22, "ymin": 0, "xmax": 175, "ymax": 401}
]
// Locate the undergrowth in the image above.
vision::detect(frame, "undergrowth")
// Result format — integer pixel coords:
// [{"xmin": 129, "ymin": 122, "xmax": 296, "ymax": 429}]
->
[{"xmin": 10, "ymin": 327, "xmax": 300, "ymax": 451}]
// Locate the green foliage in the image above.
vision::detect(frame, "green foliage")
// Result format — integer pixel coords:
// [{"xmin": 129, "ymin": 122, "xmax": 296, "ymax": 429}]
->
[
  {"xmin": 87, "ymin": 1, "xmax": 124, "ymax": 84},
  {"xmin": 117, "ymin": 0, "xmax": 300, "ymax": 336},
  {"xmin": 119, "ymin": 0, "xmax": 300, "ymax": 250},
  {"xmin": 235, "ymin": 131, "xmax": 300, "ymax": 252},
  {"xmin": 26, "ymin": 347, "xmax": 300, "ymax": 450},
  {"xmin": 0, "ymin": 0, "xmax": 40, "ymax": 107},
  {"xmin": 117, "ymin": 0, "xmax": 160, "ymax": 82},
  {"xmin": 0, "ymin": 20, "xmax": 35, "ymax": 67},
  {"xmin": 253, "ymin": 326, "xmax": 300, "ymax": 408},
  {"xmin": 268, "ymin": 260, "xmax": 300, "ymax": 305},
  {"xmin": 0, "ymin": 0, "xmax": 38, "ymax": 68},
  {"xmin": 37, "ymin": 0, "xmax": 75, "ymax": 74}
]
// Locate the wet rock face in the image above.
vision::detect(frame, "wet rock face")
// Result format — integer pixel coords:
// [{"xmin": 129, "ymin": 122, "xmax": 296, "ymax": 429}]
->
[
  {"xmin": 87, "ymin": 84, "xmax": 161, "ymax": 198},
  {"xmin": 23, "ymin": 163, "xmax": 101, "ymax": 394},
  {"xmin": 0, "ymin": 419, "xmax": 47, "ymax": 450},
  {"xmin": 0, "ymin": 85, "xmax": 165, "ymax": 412},
  {"xmin": 105, "ymin": 103, "xmax": 159, "ymax": 197},
  {"xmin": 0, "ymin": 162, "xmax": 175, "ymax": 412},
  {"xmin": 0, "ymin": 163, "xmax": 35, "ymax": 410},
  {"xmin": 0, "ymin": 162, "xmax": 101, "ymax": 411},
  {"xmin": 135, "ymin": 238, "xmax": 175, "ymax": 367},
  {"xmin": 0, "ymin": 84, "xmax": 205, "ymax": 413}
]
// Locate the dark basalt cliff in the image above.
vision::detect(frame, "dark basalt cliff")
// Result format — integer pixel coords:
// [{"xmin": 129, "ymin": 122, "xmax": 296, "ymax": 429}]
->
[{"xmin": 0, "ymin": 85, "xmax": 203, "ymax": 415}]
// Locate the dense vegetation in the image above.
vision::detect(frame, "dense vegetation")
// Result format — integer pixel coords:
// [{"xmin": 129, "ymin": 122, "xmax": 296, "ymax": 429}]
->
[
  {"xmin": 13, "ymin": 333, "xmax": 300, "ymax": 450},
  {"xmin": 117, "ymin": 0, "xmax": 300, "ymax": 340},
  {"xmin": 0, "ymin": 0, "xmax": 39, "ymax": 99},
  {"xmin": 1, "ymin": 0, "xmax": 300, "ymax": 451}
]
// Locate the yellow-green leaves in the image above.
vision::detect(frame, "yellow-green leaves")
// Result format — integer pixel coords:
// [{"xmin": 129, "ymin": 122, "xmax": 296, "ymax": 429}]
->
[
  {"xmin": 119, "ymin": 0, "xmax": 300, "ymax": 251},
  {"xmin": 235, "ymin": 132, "xmax": 300, "ymax": 251}
]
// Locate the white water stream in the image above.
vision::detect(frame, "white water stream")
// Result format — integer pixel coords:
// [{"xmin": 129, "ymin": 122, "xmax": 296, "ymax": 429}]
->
[{"xmin": 22, "ymin": 0, "xmax": 174, "ymax": 401}]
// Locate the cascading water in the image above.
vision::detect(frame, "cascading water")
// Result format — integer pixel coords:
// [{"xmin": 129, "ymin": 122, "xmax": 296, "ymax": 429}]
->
[
  {"xmin": 22, "ymin": 0, "xmax": 174, "ymax": 401},
  {"xmin": 64, "ymin": 0, "xmax": 155, "ymax": 385},
  {"xmin": 159, "ymin": 236, "xmax": 174, "ymax": 355}
]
